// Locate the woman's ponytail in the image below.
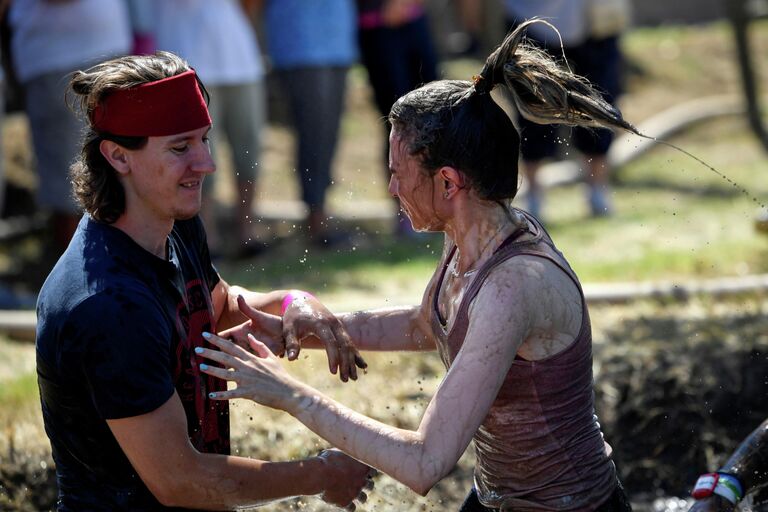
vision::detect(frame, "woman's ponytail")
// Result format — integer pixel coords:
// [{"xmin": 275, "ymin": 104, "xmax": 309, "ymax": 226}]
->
[{"xmin": 477, "ymin": 19, "xmax": 639, "ymax": 136}]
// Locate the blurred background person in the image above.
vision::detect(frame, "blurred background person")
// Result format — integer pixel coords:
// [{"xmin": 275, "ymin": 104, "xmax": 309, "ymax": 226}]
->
[
  {"xmin": 8, "ymin": 0, "xmax": 130, "ymax": 261},
  {"xmin": 260, "ymin": 0, "xmax": 357, "ymax": 248},
  {"xmin": 356, "ymin": 0, "xmax": 439, "ymax": 237},
  {"xmin": 504, "ymin": 0, "xmax": 628, "ymax": 221},
  {"xmin": 150, "ymin": 0, "xmax": 266, "ymax": 259}
]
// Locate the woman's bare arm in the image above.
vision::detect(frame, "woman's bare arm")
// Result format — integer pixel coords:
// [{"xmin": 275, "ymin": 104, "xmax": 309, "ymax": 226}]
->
[{"xmin": 199, "ymin": 257, "xmax": 562, "ymax": 494}]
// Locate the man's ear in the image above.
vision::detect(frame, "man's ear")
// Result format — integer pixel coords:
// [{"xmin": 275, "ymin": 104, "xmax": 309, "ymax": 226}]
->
[
  {"xmin": 99, "ymin": 140, "xmax": 130, "ymax": 175},
  {"xmin": 438, "ymin": 166, "xmax": 466, "ymax": 199}
]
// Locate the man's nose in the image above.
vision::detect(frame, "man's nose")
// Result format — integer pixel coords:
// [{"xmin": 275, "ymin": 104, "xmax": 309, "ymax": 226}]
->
[{"xmin": 192, "ymin": 146, "xmax": 216, "ymax": 175}]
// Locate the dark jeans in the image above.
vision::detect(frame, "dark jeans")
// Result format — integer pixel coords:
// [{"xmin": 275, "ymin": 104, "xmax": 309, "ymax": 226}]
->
[
  {"xmin": 459, "ymin": 480, "xmax": 632, "ymax": 512},
  {"xmin": 358, "ymin": 14, "xmax": 439, "ymax": 118},
  {"xmin": 275, "ymin": 66, "xmax": 348, "ymax": 210}
]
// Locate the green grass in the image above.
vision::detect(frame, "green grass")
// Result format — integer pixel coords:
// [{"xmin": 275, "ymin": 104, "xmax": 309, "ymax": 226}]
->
[{"xmin": 0, "ymin": 373, "xmax": 38, "ymax": 410}]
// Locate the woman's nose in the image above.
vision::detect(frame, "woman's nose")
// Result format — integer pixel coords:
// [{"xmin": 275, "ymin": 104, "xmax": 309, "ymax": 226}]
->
[{"xmin": 388, "ymin": 175, "xmax": 398, "ymax": 197}]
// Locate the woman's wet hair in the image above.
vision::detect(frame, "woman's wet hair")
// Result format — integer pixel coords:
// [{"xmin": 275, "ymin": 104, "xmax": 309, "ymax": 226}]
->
[
  {"xmin": 389, "ymin": 20, "xmax": 639, "ymax": 202},
  {"xmin": 68, "ymin": 51, "xmax": 209, "ymax": 223}
]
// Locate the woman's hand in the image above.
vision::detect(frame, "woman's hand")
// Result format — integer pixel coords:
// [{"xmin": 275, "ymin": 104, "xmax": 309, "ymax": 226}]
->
[
  {"xmin": 197, "ymin": 332, "xmax": 301, "ymax": 411},
  {"xmin": 217, "ymin": 296, "xmax": 285, "ymax": 356},
  {"xmin": 253, "ymin": 292, "xmax": 367, "ymax": 382}
]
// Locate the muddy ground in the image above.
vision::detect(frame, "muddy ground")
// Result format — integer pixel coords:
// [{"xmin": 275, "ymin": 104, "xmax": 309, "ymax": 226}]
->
[{"xmin": 1, "ymin": 296, "xmax": 766, "ymax": 511}]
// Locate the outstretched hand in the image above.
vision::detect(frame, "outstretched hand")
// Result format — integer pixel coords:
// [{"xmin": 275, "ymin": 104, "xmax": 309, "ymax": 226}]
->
[
  {"xmin": 197, "ymin": 332, "xmax": 299, "ymax": 411},
  {"xmin": 232, "ymin": 293, "xmax": 366, "ymax": 382},
  {"xmin": 218, "ymin": 296, "xmax": 285, "ymax": 356}
]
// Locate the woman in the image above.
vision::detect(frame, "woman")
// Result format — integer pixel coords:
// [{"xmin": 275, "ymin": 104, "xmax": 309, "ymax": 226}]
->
[{"xmin": 198, "ymin": 21, "xmax": 637, "ymax": 511}]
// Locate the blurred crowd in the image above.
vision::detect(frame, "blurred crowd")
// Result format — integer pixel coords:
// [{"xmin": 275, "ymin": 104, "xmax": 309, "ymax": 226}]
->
[{"xmin": 0, "ymin": 0, "xmax": 629, "ymax": 307}]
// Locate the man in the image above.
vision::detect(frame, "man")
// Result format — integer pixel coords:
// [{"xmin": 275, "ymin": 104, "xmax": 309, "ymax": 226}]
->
[{"xmin": 36, "ymin": 51, "xmax": 371, "ymax": 510}]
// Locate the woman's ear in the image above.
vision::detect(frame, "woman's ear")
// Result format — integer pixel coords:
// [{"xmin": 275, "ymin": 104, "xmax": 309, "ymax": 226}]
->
[
  {"xmin": 99, "ymin": 139, "xmax": 130, "ymax": 175},
  {"xmin": 438, "ymin": 166, "xmax": 465, "ymax": 199}
]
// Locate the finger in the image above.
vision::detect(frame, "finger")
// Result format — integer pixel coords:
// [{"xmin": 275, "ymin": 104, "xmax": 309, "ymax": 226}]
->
[
  {"xmin": 217, "ymin": 330, "xmax": 253, "ymax": 354},
  {"xmin": 202, "ymin": 332, "xmax": 252, "ymax": 360},
  {"xmin": 344, "ymin": 503, "xmax": 356, "ymax": 512},
  {"xmin": 354, "ymin": 353, "xmax": 368, "ymax": 371},
  {"xmin": 237, "ymin": 294, "xmax": 260, "ymax": 319},
  {"xmin": 319, "ymin": 325, "xmax": 341, "ymax": 377},
  {"xmin": 247, "ymin": 333, "xmax": 277, "ymax": 360},
  {"xmin": 356, "ymin": 491, "xmax": 367, "ymax": 504},
  {"xmin": 195, "ymin": 345, "xmax": 245, "ymax": 370},
  {"xmin": 284, "ymin": 330, "xmax": 301, "ymax": 361},
  {"xmin": 206, "ymin": 388, "xmax": 249, "ymax": 400},
  {"xmin": 333, "ymin": 330, "xmax": 351, "ymax": 383},
  {"xmin": 237, "ymin": 295, "xmax": 283, "ymax": 333},
  {"xmin": 364, "ymin": 478, "xmax": 375, "ymax": 491},
  {"xmin": 331, "ymin": 323, "xmax": 357, "ymax": 381},
  {"xmin": 367, "ymin": 468, "xmax": 378, "ymax": 479},
  {"xmin": 198, "ymin": 363, "xmax": 236, "ymax": 381}
]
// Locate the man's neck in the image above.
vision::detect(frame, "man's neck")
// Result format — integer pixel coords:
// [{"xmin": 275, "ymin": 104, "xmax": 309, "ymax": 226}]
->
[{"xmin": 113, "ymin": 215, "xmax": 173, "ymax": 259}]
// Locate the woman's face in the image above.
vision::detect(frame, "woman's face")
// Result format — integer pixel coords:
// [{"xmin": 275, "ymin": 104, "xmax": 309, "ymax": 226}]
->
[{"xmin": 388, "ymin": 128, "xmax": 443, "ymax": 232}]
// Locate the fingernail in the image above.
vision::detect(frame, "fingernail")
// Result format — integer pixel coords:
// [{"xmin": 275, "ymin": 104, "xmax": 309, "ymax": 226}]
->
[
  {"xmin": 200, "ymin": 363, "xmax": 209, "ymax": 370},
  {"xmin": 194, "ymin": 347, "xmax": 204, "ymax": 354},
  {"xmin": 288, "ymin": 350, "xmax": 296, "ymax": 359},
  {"xmin": 202, "ymin": 332, "xmax": 212, "ymax": 339}
]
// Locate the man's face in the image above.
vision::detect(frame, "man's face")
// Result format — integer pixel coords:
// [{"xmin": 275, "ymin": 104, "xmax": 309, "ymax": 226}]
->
[
  {"xmin": 122, "ymin": 126, "xmax": 215, "ymax": 224},
  {"xmin": 388, "ymin": 128, "xmax": 442, "ymax": 232}
]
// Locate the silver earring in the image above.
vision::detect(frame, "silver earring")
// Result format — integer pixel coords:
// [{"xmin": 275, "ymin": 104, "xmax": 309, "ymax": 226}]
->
[{"xmin": 443, "ymin": 192, "xmax": 449, "ymax": 199}]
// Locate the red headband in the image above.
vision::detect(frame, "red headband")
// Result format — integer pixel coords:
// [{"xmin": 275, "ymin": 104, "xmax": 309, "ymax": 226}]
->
[{"xmin": 91, "ymin": 70, "xmax": 211, "ymax": 137}]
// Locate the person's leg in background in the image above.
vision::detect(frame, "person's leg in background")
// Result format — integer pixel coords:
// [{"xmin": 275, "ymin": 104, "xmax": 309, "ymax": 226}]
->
[
  {"xmin": 571, "ymin": 36, "xmax": 623, "ymax": 217},
  {"xmin": 402, "ymin": 15, "xmax": 439, "ymax": 87},
  {"xmin": 279, "ymin": 66, "xmax": 348, "ymax": 246},
  {"xmin": 219, "ymin": 80, "xmax": 266, "ymax": 255},
  {"xmin": 25, "ymin": 70, "xmax": 83, "ymax": 259},
  {"xmin": 518, "ymin": 119, "xmax": 558, "ymax": 221},
  {"xmin": 358, "ymin": 15, "xmax": 438, "ymax": 236}
]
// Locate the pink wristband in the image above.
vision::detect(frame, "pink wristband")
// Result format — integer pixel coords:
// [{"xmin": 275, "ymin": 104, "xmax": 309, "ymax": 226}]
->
[{"xmin": 280, "ymin": 291, "xmax": 315, "ymax": 315}]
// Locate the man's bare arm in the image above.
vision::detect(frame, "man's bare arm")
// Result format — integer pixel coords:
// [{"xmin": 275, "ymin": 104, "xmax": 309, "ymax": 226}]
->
[{"xmin": 108, "ymin": 392, "xmax": 372, "ymax": 509}]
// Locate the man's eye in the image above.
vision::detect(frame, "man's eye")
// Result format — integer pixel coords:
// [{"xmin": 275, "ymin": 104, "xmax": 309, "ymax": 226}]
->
[{"xmin": 171, "ymin": 145, "xmax": 189, "ymax": 153}]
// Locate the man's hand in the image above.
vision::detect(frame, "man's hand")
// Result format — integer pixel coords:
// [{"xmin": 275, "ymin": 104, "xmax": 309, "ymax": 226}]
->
[
  {"xmin": 217, "ymin": 296, "xmax": 285, "ymax": 355},
  {"xmin": 317, "ymin": 449, "xmax": 376, "ymax": 510},
  {"xmin": 689, "ymin": 496, "xmax": 736, "ymax": 512}
]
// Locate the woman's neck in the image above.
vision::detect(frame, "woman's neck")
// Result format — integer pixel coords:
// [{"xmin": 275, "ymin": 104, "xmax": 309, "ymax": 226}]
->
[{"xmin": 445, "ymin": 200, "xmax": 523, "ymax": 276}]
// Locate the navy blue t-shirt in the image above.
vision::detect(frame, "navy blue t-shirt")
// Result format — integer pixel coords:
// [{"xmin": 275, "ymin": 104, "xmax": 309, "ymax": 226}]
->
[{"xmin": 36, "ymin": 215, "xmax": 228, "ymax": 511}]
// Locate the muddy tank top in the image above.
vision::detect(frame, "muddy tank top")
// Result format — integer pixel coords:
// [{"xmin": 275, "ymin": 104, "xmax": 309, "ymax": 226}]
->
[{"xmin": 429, "ymin": 212, "xmax": 616, "ymax": 511}]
